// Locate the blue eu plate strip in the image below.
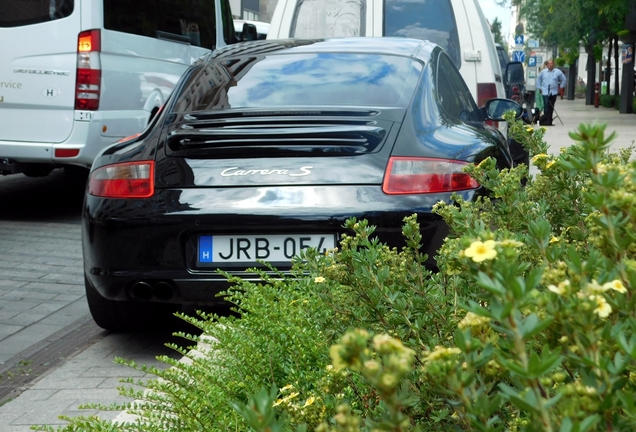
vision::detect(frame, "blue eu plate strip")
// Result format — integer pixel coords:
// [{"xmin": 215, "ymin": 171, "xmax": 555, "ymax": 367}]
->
[{"xmin": 199, "ymin": 236, "xmax": 213, "ymax": 262}]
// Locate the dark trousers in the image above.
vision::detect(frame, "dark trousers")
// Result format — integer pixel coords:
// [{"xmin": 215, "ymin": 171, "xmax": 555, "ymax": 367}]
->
[{"xmin": 543, "ymin": 94, "xmax": 558, "ymax": 124}]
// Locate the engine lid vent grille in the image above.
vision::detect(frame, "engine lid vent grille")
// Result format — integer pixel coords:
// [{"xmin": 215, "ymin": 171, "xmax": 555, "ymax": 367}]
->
[{"xmin": 165, "ymin": 110, "xmax": 390, "ymax": 158}]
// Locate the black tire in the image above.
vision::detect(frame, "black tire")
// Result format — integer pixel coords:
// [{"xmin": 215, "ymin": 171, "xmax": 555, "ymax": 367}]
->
[{"xmin": 85, "ymin": 277, "xmax": 180, "ymax": 331}]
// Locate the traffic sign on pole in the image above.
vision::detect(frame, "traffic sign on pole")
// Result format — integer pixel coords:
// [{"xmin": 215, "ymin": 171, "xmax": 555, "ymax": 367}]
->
[
  {"xmin": 513, "ymin": 50, "xmax": 526, "ymax": 63},
  {"xmin": 514, "ymin": 35, "xmax": 524, "ymax": 45},
  {"xmin": 528, "ymin": 56, "xmax": 537, "ymax": 67}
]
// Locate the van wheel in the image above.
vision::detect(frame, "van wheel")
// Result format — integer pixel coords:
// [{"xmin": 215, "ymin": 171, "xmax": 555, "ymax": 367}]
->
[{"xmin": 85, "ymin": 277, "xmax": 179, "ymax": 331}]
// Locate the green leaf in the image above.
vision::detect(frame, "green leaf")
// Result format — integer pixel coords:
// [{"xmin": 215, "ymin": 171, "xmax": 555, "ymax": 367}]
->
[
  {"xmin": 525, "ymin": 266, "xmax": 544, "ymax": 292},
  {"xmin": 579, "ymin": 414, "xmax": 601, "ymax": 431},
  {"xmin": 559, "ymin": 417, "xmax": 573, "ymax": 432},
  {"xmin": 566, "ymin": 246, "xmax": 583, "ymax": 273},
  {"xmin": 476, "ymin": 271, "xmax": 507, "ymax": 296},
  {"xmin": 496, "ymin": 355, "xmax": 529, "ymax": 378},
  {"xmin": 454, "ymin": 328, "xmax": 468, "ymax": 352},
  {"xmin": 520, "ymin": 314, "xmax": 554, "ymax": 339},
  {"xmin": 498, "ymin": 383, "xmax": 540, "ymax": 415}
]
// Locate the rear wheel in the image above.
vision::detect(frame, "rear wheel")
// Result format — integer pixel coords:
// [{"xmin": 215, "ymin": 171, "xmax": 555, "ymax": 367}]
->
[{"xmin": 85, "ymin": 277, "xmax": 180, "ymax": 331}]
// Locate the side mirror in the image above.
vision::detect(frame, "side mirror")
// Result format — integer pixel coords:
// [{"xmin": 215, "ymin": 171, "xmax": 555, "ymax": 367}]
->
[
  {"xmin": 504, "ymin": 61, "xmax": 525, "ymax": 86},
  {"xmin": 485, "ymin": 98, "xmax": 523, "ymax": 121},
  {"xmin": 242, "ymin": 23, "xmax": 258, "ymax": 41}
]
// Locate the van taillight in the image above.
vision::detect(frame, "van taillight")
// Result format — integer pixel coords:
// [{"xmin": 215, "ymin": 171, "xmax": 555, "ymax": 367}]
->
[
  {"xmin": 382, "ymin": 157, "xmax": 480, "ymax": 195},
  {"xmin": 478, "ymin": 83, "xmax": 499, "ymax": 128},
  {"xmin": 76, "ymin": 29, "xmax": 101, "ymax": 110}
]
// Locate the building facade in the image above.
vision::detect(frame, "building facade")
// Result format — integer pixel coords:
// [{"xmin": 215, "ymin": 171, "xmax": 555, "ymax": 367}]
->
[{"xmin": 228, "ymin": 0, "xmax": 278, "ymax": 21}]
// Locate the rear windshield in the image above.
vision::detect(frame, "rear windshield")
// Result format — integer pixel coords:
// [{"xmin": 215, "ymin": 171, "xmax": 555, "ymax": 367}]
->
[
  {"xmin": 291, "ymin": 0, "xmax": 366, "ymax": 38},
  {"xmin": 0, "ymin": 0, "xmax": 73, "ymax": 27},
  {"xmin": 384, "ymin": 0, "xmax": 460, "ymax": 67},
  {"xmin": 172, "ymin": 53, "xmax": 422, "ymax": 112}
]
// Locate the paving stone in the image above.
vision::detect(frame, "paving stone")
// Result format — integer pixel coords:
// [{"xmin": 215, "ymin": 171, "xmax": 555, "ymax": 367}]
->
[
  {"xmin": 81, "ymin": 366, "xmax": 147, "ymax": 379},
  {"xmin": 0, "ymin": 309, "xmax": 21, "ymax": 321},
  {"xmin": 0, "ymin": 299, "xmax": 39, "ymax": 313},
  {"xmin": 3, "ymin": 313, "xmax": 48, "ymax": 327},
  {"xmin": 52, "ymin": 294, "xmax": 84, "ymax": 303},
  {"xmin": 30, "ymin": 377, "xmax": 106, "ymax": 390},
  {"xmin": 0, "ymin": 324, "xmax": 25, "ymax": 340}
]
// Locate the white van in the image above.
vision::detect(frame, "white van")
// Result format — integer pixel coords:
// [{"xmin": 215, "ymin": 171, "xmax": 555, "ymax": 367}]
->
[
  {"xmin": 0, "ymin": 0, "xmax": 237, "ymax": 177},
  {"xmin": 267, "ymin": 0, "xmax": 505, "ymax": 111}
]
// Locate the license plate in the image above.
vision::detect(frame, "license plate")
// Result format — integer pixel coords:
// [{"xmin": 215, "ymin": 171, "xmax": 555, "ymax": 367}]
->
[{"xmin": 198, "ymin": 234, "xmax": 335, "ymax": 264}]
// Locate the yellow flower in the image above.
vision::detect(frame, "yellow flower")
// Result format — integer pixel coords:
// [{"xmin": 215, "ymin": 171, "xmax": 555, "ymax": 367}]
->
[
  {"xmin": 589, "ymin": 295, "xmax": 612, "ymax": 318},
  {"xmin": 464, "ymin": 240, "xmax": 497, "ymax": 262},
  {"xmin": 280, "ymin": 384, "xmax": 294, "ymax": 392},
  {"xmin": 303, "ymin": 396, "xmax": 316, "ymax": 407},
  {"xmin": 423, "ymin": 346, "xmax": 461, "ymax": 362},
  {"xmin": 314, "ymin": 276, "xmax": 325, "ymax": 283},
  {"xmin": 587, "ymin": 279, "xmax": 607, "ymax": 293},
  {"xmin": 531, "ymin": 153, "xmax": 548, "ymax": 164},
  {"xmin": 458, "ymin": 311, "xmax": 491, "ymax": 329},
  {"xmin": 525, "ymin": 125, "xmax": 534, "ymax": 133},
  {"xmin": 329, "ymin": 344, "xmax": 347, "ymax": 370},
  {"xmin": 548, "ymin": 280, "xmax": 570, "ymax": 296},
  {"xmin": 603, "ymin": 279, "xmax": 627, "ymax": 293},
  {"xmin": 549, "ymin": 236, "xmax": 560, "ymax": 244},
  {"xmin": 546, "ymin": 160, "xmax": 556, "ymax": 169}
]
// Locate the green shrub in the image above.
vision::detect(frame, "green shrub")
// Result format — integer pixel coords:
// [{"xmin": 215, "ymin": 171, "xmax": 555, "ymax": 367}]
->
[
  {"xmin": 599, "ymin": 93, "xmax": 618, "ymax": 108},
  {"xmin": 38, "ymin": 119, "xmax": 636, "ymax": 431}
]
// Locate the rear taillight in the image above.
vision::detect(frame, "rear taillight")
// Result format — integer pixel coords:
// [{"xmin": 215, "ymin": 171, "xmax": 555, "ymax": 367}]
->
[
  {"xmin": 477, "ymin": 83, "xmax": 498, "ymax": 107},
  {"xmin": 88, "ymin": 161, "xmax": 154, "ymax": 198},
  {"xmin": 76, "ymin": 29, "xmax": 101, "ymax": 110},
  {"xmin": 382, "ymin": 157, "xmax": 480, "ymax": 195},
  {"xmin": 478, "ymin": 83, "xmax": 499, "ymax": 128}
]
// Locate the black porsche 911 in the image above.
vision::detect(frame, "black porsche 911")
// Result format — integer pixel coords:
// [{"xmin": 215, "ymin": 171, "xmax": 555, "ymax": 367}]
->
[{"xmin": 82, "ymin": 37, "xmax": 521, "ymax": 330}]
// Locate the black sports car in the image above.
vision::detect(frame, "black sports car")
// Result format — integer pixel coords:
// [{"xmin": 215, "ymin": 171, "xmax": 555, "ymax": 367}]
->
[{"xmin": 82, "ymin": 37, "xmax": 521, "ymax": 330}]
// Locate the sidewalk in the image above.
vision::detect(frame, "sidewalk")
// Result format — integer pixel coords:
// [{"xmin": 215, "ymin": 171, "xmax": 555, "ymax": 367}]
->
[
  {"xmin": 539, "ymin": 97, "xmax": 636, "ymax": 154},
  {"xmin": 0, "ymin": 97, "xmax": 633, "ymax": 432}
]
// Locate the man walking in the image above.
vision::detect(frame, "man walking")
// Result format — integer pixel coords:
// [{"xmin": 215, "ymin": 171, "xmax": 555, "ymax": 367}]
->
[{"xmin": 537, "ymin": 59, "xmax": 566, "ymax": 125}]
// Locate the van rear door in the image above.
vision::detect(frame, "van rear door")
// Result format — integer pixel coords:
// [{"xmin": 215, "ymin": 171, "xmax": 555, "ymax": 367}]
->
[{"xmin": 0, "ymin": 1, "xmax": 79, "ymax": 144}]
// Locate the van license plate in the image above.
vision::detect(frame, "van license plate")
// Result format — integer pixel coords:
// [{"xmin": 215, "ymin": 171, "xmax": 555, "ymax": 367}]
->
[{"xmin": 198, "ymin": 234, "xmax": 335, "ymax": 264}]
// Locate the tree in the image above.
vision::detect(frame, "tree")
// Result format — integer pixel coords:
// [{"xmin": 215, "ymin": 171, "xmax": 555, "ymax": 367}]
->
[
  {"xmin": 513, "ymin": 0, "xmax": 629, "ymax": 104},
  {"xmin": 491, "ymin": 17, "xmax": 506, "ymax": 47}
]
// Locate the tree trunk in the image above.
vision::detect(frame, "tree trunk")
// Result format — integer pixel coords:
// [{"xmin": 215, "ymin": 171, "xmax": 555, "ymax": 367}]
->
[
  {"xmin": 606, "ymin": 38, "xmax": 613, "ymax": 94},
  {"xmin": 614, "ymin": 35, "xmax": 620, "ymax": 96},
  {"xmin": 585, "ymin": 44, "xmax": 596, "ymax": 105},
  {"xmin": 567, "ymin": 62, "xmax": 576, "ymax": 100}
]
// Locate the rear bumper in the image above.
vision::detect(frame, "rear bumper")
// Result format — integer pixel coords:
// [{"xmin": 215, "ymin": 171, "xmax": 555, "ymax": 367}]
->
[
  {"xmin": 0, "ymin": 110, "xmax": 147, "ymax": 172},
  {"xmin": 82, "ymin": 185, "xmax": 476, "ymax": 305}
]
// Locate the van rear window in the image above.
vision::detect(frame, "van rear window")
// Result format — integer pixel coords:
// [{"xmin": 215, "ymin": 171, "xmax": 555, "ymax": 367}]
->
[
  {"xmin": 384, "ymin": 0, "xmax": 461, "ymax": 68},
  {"xmin": 0, "ymin": 0, "xmax": 73, "ymax": 27},
  {"xmin": 103, "ymin": 0, "xmax": 219, "ymax": 49},
  {"xmin": 291, "ymin": 0, "xmax": 366, "ymax": 38}
]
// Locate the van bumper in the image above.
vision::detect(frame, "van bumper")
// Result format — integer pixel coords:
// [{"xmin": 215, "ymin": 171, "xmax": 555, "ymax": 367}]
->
[{"xmin": 0, "ymin": 110, "xmax": 148, "ymax": 173}]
